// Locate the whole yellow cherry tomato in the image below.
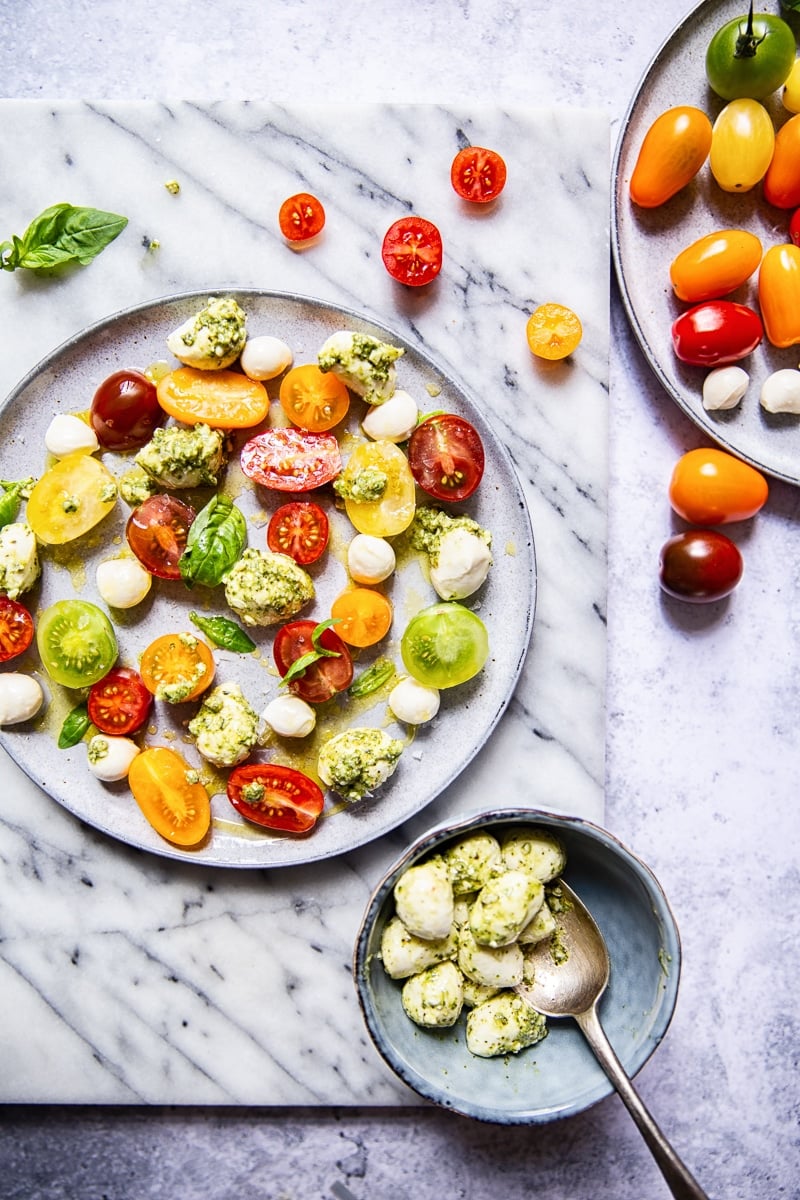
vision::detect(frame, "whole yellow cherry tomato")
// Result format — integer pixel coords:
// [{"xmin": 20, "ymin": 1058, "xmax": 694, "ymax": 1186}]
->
[
  {"xmin": 782, "ymin": 58, "xmax": 800, "ymax": 114},
  {"xmin": 629, "ymin": 106, "xmax": 713, "ymax": 208},
  {"xmin": 669, "ymin": 229, "xmax": 763, "ymax": 302},
  {"xmin": 763, "ymin": 114, "xmax": 800, "ymax": 209},
  {"xmin": 710, "ymin": 99, "xmax": 775, "ymax": 193},
  {"xmin": 758, "ymin": 244, "xmax": 800, "ymax": 348}
]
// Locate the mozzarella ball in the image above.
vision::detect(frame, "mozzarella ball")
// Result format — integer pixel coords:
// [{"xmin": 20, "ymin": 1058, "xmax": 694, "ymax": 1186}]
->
[
  {"xmin": 240, "ymin": 335, "xmax": 293, "ymax": 381},
  {"xmin": 430, "ymin": 528, "xmax": 492, "ymax": 600},
  {"xmin": 44, "ymin": 413, "xmax": 99, "ymax": 457},
  {"xmin": 347, "ymin": 534, "xmax": 396, "ymax": 584},
  {"xmin": 96, "ymin": 558, "xmax": 152, "ymax": 609},
  {"xmin": 262, "ymin": 694, "xmax": 316, "ymax": 738},
  {"xmin": 0, "ymin": 673, "xmax": 44, "ymax": 725},
  {"xmin": 401, "ymin": 960, "xmax": 464, "ymax": 1028},
  {"xmin": 760, "ymin": 368, "xmax": 800, "ymax": 414},
  {"xmin": 457, "ymin": 926, "xmax": 524, "ymax": 988},
  {"xmin": 86, "ymin": 735, "xmax": 141, "ymax": 782},
  {"xmin": 702, "ymin": 365, "xmax": 749, "ymax": 412},
  {"xmin": 394, "ymin": 857, "xmax": 454, "ymax": 940},
  {"xmin": 380, "ymin": 916, "xmax": 458, "ymax": 980},
  {"xmin": 388, "ymin": 677, "xmax": 440, "ymax": 725},
  {"xmin": 361, "ymin": 389, "xmax": 419, "ymax": 442}
]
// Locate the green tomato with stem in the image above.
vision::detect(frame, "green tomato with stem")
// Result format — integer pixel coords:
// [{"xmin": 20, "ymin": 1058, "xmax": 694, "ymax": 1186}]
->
[{"xmin": 706, "ymin": 1, "xmax": 796, "ymax": 101}]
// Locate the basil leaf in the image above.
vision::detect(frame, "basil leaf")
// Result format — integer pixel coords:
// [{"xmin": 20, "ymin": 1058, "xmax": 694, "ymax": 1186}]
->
[
  {"xmin": 189, "ymin": 611, "xmax": 256, "ymax": 654},
  {"xmin": 58, "ymin": 702, "xmax": 90, "ymax": 749},
  {"xmin": 349, "ymin": 658, "xmax": 396, "ymax": 698},
  {"xmin": 179, "ymin": 495, "xmax": 247, "ymax": 588},
  {"xmin": 1, "ymin": 203, "xmax": 128, "ymax": 273},
  {"xmin": 280, "ymin": 618, "xmax": 341, "ymax": 687},
  {"xmin": 0, "ymin": 478, "xmax": 34, "ymax": 529}
]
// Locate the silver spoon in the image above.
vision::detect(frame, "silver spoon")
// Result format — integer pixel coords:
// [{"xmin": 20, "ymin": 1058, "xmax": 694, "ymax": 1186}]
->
[{"xmin": 516, "ymin": 880, "xmax": 708, "ymax": 1200}]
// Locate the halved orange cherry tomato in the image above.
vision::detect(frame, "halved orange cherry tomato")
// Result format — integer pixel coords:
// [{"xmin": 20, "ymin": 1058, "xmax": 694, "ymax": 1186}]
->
[
  {"xmin": 279, "ymin": 364, "xmax": 350, "ymax": 432},
  {"xmin": 669, "ymin": 230, "xmax": 763, "ymax": 302},
  {"xmin": 668, "ymin": 448, "xmax": 768, "ymax": 525},
  {"xmin": 629, "ymin": 106, "xmax": 712, "ymax": 208},
  {"xmin": 128, "ymin": 746, "xmax": 211, "ymax": 847},
  {"xmin": 763, "ymin": 114, "xmax": 800, "ymax": 209},
  {"xmin": 450, "ymin": 147, "xmax": 507, "ymax": 203},
  {"xmin": 140, "ymin": 632, "xmax": 215, "ymax": 702},
  {"xmin": 227, "ymin": 762, "xmax": 324, "ymax": 833},
  {"xmin": 278, "ymin": 193, "xmax": 325, "ymax": 243},
  {"xmin": 758, "ymin": 244, "xmax": 800, "ymax": 348},
  {"xmin": 156, "ymin": 367, "xmax": 269, "ymax": 429},
  {"xmin": 526, "ymin": 303, "xmax": 583, "ymax": 360},
  {"xmin": 330, "ymin": 588, "xmax": 393, "ymax": 647}
]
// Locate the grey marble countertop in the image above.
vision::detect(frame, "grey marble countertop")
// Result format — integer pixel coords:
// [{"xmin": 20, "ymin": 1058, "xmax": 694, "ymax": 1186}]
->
[{"xmin": 1, "ymin": 1, "xmax": 798, "ymax": 1199}]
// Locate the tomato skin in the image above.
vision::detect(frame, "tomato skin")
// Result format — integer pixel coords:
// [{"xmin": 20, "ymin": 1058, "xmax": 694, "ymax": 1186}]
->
[
  {"xmin": 407, "ymin": 414, "xmax": 485, "ymax": 502},
  {"xmin": 668, "ymin": 448, "xmax": 768, "ymax": 525},
  {"xmin": 278, "ymin": 193, "xmax": 325, "ymax": 243},
  {"xmin": 128, "ymin": 746, "xmax": 211, "ymax": 847},
  {"xmin": 87, "ymin": 666, "xmax": 153, "ymax": 736},
  {"xmin": 267, "ymin": 502, "xmax": 329, "ymax": 566},
  {"xmin": 450, "ymin": 147, "xmax": 507, "ymax": 203},
  {"xmin": 671, "ymin": 301, "xmax": 763, "ymax": 366},
  {"xmin": 669, "ymin": 229, "xmax": 763, "ymax": 302},
  {"xmin": 240, "ymin": 428, "xmax": 342, "ymax": 492},
  {"xmin": 156, "ymin": 367, "xmax": 269, "ymax": 429},
  {"xmin": 710, "ymin": 99, "xmax": 774, "ymax": 193},
  {"xmin": 629, "ymin": 107, "xmax": 712, "ymax": 208},
  {"xmin": 90, "ymin": 369, "xmax": 164, "ymax": 451},
  {"xmin": 279, "ymin": 364, "xmax": 350, "ymax": 432},
  {"xmin": 790, "ymin": 208, "xmax": 800, "ymax": 248},
  {"xmin": 126, "ymin": 494, "xmax": 196, "ymax": 579},
  {"xmin": 758, "ymin": 244, "xmax": 800, "ymax": 348},
  {"xmin": 763, "ymin": 115, "xmax": 800, "ymax": 209},
  {"xmin": 273, "ymin": 619, "xmax": 354, "ymax": 703},
  {"xmin": 705, "ymin": 11, "xmax": 795, "ymax": 101},
  {"xmin": 782, "ymin": 57, "xmax": 800, "ymax": 114},
  {"xmin": 227, "ymin": 762, "xmax": 324, "ymax": 833},
  {"xmin": 0, "ymin": 596, "xmax": 34, "ymax": 663},
  {"xmin": 659, "ymin": 530, "xmax": 743, "ymax": 603},
  {"xmin": 381, "ymin": 217, "xmax": 443, "ymax": 287}
]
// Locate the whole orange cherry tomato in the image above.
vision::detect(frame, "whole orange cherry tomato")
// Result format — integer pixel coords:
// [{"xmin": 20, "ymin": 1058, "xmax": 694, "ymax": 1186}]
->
[
  {"xmin": 669, "ymin": 229, "xmax": 762, "ymax": 302},
  {"xmin": 763, "ymin": 114, "xmax": 800, "ymax": 209},
  {"xmin": 668, "ymin": 448, "xmax": 768, "ymax": 525},
  {"xmin": 758, "ymin": 243, "xmax": 800, "ymax": 348},
  {"xmin": 629, "ymin": 107, "xmax": 712, "ymax": 208}
]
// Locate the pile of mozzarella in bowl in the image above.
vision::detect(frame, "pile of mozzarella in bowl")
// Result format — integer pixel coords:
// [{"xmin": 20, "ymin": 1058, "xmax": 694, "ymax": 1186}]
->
[{"xmin": 379, "ymin": 824, "xmax": 568, "ymax": 1057}]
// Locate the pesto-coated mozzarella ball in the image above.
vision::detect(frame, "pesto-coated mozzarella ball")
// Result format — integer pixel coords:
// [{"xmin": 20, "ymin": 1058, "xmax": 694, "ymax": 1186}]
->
[
  {"xmin": 262, "ymin": 694, "xmax": 316, "ymax": 738},
  {"xmin": 466, "ymin": 993, "xmax": 547, "ymax": 1058},
  {"xmin": 347, "ymin": 534, "xmax": 396, "ymax": 584},
  {"xmin": 361, "ymin": 389, "xmax": 418, "ymax": 442},
  {"xmin": 702, "ymin": 365, "xmax": 749, "ymax": 412},
  {"xmin": 86, "ymin": 735, "xmax": 140, "ymax": 782},
  {"xmin": 401, "ymin": 960, "xmax": 464, "ymax": 1028},
  {"xmin": 518, "ymin": 901, "xmax": 557, "ymax": 945},
  {"xmin": 0, "ymin": 673, "xmax": 44, "ymax": 725},
  {"xmin": 429, "ymin": 528, "xmax": 492, "ymax": 600},
  {"xmin": 461, "ymin": 978, "xmax": 503, "ymax": 1009},
  {"xmin": 240, "ymin": 335, "xmax": 293, "ymax": 381},
  {"xmin": 457, "ymin": 925, "xmax": 524, "ymax": 988},
  {"xmin": 394, "ymin": 856, "xmax": 454, "ymax": 940},
  {"xmin": 44, "ymin": 413, "xmax": 99, "ymax": 457},
  {"xmin": 469, "ymin": 869, "xmax": 545, "ymax": 948},
  {"xmin": 380, "ymin": 916, "xmax": 458, "ymax": 979},
  {"xmin": 96, "ymin": 558, "xmax": 152, "ymax": 609},
  {"xmin": 501, "ymin": 827, "xmax": 567, "ymax": 882},
  {"xmin": 388, "ymin": 677, "xmax": 440, "ymax": 725},
  {"xmin": 444, "ymin": 833, "xmax": 503, "ymax": 895}
]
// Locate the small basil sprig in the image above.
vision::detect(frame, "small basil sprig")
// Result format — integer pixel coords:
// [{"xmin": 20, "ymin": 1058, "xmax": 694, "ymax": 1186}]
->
[
  {"xmin": 189, "ymin": 611, "xmax": 256, "ymax": 654},
  {"xmin": 58, "ymin": 702, "xmax": 91, "ymax": 749},
  {"xmin": 179, "ymin": 495, "xmax": 247, "ymax": 589},
  {"xmin": 350, "ymin": 658, "xmax": 395, "ymax": 698},
  {"xmin": 0, "ymin": 203, "xmax": 128, "ymax": 273},
  {"xmin": 0, "ymin": 478, "xmax": 34, "ymax": 529},
  {"xmin": 281, "ymin": 618, "xmax": 341, "ymax": 687}
]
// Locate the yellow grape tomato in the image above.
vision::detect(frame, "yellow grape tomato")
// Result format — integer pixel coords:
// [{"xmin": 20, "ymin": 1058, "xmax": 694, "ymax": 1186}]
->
[{"xmin": 710, "ymin": 99, "xmax": 775, "ymax": 193}]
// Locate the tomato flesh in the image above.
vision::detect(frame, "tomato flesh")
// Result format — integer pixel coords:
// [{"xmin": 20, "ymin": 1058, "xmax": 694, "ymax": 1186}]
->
[
  {"xmin": 451, "ymin": 147, "xmax": 507, "ymax": 203},
  {"xmin": 26, "ymin": 452, "xmax": 117, "ymax": 545},
  {"xmin": 278, "ymin": 193, "xmax": 325, "ymax": 243},
  {"xmin": 227, "ymin": 762, "xmax": 324, "ymax": 832},
  {"xmin": 140, "ymin": 632, "xmax": 215, "ymax": 702},
  {"xmin": 790, "ymin": 209, "xmax": 800, "ymax": 249},
  {"xmin": 267, "ymin": 502, "xmax": 329, "ymax": 565},
  {"xmin": 37, "ymin": 599, "xmax": 118, "ymax": 689},
  {"xmin": 156, "ymin": 367, "xmax": 269, "ymax": 429},
  {"xmin": 241, "ymin": 428, "xmax": 342, "ymax": 492},
  {"xmin": 279, "ymin": 364, "xmax": 350, "ymax": 432},
  {"xmin": 381, "ymin": 217, "xmax": 443, "ymax": 287},
  {"xmin": 128, "ymin": 746, "xmax": 211, "ymax": 847},
  {"xmin": 330, "ymin": 588, "xmax": 393, "ymax": 647},
  {"xmin": 671, "ymin": 301, "xmax": 763, "ymax": 367},
  {"xmin": 90, "ymin": 369, "xmax": 164, "ymax": 451},
  {"xmin": 339, "ymin": 440, "xmax": 416, "ymax": 537},
  {"xmin": 0, "ymin": 596, "xmax": 34, "ymax": 663},
  {"xmin": 668, "ymin": 448, "xmax": 768, "ymax": 525},
  {"xmin": 126, "ymin": 494, "xmax": 196, "ymax": 579},
  {"xmin": 659, "ymin": 530, "xmax": 743, "ymax": 603},
  {"xmin": 407, "ymin": 414, "xmax": 485, "ymax": 502},
  {"xmin": 401, "ymin": 601, "xmax": 489, "ymax": 689},
  {"xmin": 274, "ymin": 619, "xmax": 354, "ymax": 703},
  {"xmin": 88, "ymin": 665, "xmax": 153, "ymax": 736}
]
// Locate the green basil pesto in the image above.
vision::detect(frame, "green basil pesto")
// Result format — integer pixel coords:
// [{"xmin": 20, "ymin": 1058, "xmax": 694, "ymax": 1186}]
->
[
  {"xmin": 333, "ymin": 466, "xmax": 388, "ymax": 503},
  {"xmin": 135, "ymin": 422, "xmax": 226, "ymax": 490},
  {"xmin": 166, "ymin": 296, "xmax": 247, "ymax": 369},
  {"xmin": 223, "ymin": 548, "xmax": 314, "ymax": 627}
]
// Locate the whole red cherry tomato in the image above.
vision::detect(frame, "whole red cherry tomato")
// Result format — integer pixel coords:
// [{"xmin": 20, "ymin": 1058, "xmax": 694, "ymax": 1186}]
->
[
  {"xmin": 91, "ymin": 369, "xmax": 164, "ymax": 451},
  {"xmin": 659, "ymin": 530, "xmax": 743, "ymax": 603},
  {"xmin": 671, "ymin": 301, "xmax": 763, "ymax": 366},
  {"xmin": 668, "ymin": 448, "xmax": 768, "ymax": 525}
]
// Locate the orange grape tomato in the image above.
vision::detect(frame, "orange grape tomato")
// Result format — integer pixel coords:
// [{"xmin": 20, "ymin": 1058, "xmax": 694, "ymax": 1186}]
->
[
  {"xmin": 758, "ymin": 244, "xmax": 800, "ymax": 348},
  {"xmin": 763, "ymin": 114, "xmax": 800, "ymax": 209},
  {"xmin": 629, "ymin": 106, "xmax": 713, "ymax": 208},
  {"xmin": 279, "ymin": 363, "xmax": 350, "ymax": 432},
  {"xmin": 669, "ymin": 229, "xmax": 763, "ymax": 302},
  {"xmin": 526, "ymin": 303, "xmax": 582, "ymax": 360},
  {"xmin": 330, "ymin": 588, "xmax": 393, "ymax": 647},
  {"xmin": 140, "ymin": 632, "xmax": 215, "ymax": 702},
  {"xmin": 278, "ymin": 193, "xmax": 326, "ymax": 242},
  {"xmin": 156, "ymin": 367, "xmax": 269, "ymax": 429},
  {"xmin": 128, "ymin": 746, "xmax": 211, "ymax": 847},
  {"xmin": 668, "ymin": 448, "xmax": 768, "ymax": 525}
]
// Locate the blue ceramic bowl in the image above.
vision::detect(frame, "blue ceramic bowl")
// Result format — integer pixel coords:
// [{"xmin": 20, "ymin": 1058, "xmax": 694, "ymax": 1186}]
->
[{"xmin": 354, "ymin": 808, "xmax": 681, "ymax": 1124}]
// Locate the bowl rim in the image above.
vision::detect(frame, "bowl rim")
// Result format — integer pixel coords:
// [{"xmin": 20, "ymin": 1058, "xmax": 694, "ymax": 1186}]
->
[{"xmin": 353, "ymin": 807, "xmax": 683, "ymax": 1124}]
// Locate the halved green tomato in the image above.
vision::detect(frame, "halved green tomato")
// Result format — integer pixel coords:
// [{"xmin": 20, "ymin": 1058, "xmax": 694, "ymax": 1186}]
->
[
  {"xmin": 37, "ymin": 599, "xmax": 118, "ymax": 688},
  {"xmin": 400, "ymin": 601, "xmax": 489, "ymax": 688},
  {"xmin": 27, "ymin": 452, "xmax": 117, "ymax": 545},
  {"xmin": 341, "ymin": 440, "xmax": 415, "ymax": 537}
]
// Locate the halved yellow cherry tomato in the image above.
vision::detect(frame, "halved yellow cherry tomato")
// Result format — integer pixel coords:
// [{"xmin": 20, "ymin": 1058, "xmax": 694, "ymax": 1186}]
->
[
  {"xmin": 340, "ymin": 441, "xmax": 416, "ymax": 537},
  {"xmin": 156, "ymin": 367, "xmax": 269, "ymax": 428},
  {"xmin": 279, "ymin": 364, "xmax": 350, "ymax": 432},
  {"xmin": 27, "ymin": 452, "xmax": 116, "ymax": 545},
  {"xmin": 525, "ymin": 303, "xmax": 582, "ymax": 360},
  {"xmin": 140, "ymin": 632, "xmax": 215, "ymax": 702},
  {"xmin": 710, "ymin": 99, "xmax": 774, "ymax": 194},
  {"xmin": 758, "ymin": 244, "xmax": 800, "ymax": 348},
  {"xmin": 629, "ymin": 106, "xmax": 712, "ymax": 208},
  {"xmin": 128, "ymin": 746, "xmax": 211, "ymax": 847},
  {"xmin": 669, "ymin": 230, "xmax": 763, "ymax": 302},
  {"xmin": 763, "ymin": 114, "xmax": 800, "ymax": 210},
  {"xmin": 330, "ymin": 588, "xmax": 393, "ymax": 647}
]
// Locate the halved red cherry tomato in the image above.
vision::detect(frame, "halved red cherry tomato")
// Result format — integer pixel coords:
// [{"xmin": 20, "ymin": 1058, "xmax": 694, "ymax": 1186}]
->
[
  {"xmin": 671, "ymin": 301, "xmax": 763, "ymax": 366},
  {"xmin": 764, "ymin": 115, "xmax": 800, "ymax": 209},
  {"xmin": 0, "ymin": 596, "xmax": 34, "ymax": 663},
  {"xmin": 659, "ymin": 529, "xmax": 743, "ymax": 603},
  {"xmin": 669, "ymin": 230, "xmax": 763, "ymax": 303},
  {"xmin": 279, "ymin": 364, "xmax": 350, "ymax": 432},
  {"xmin": 629, "ymin": 107, "xmax": 712, "ymax": 208},
  {"xmin": 381, "ymin": 217, "xmax": 443, "ymax": 287},
  {"xmin": 128, "ymin": 746, "xmax": 211, "ymax": 847},
  {"xmin": 91, "ymin": 369, "xmax": 164, "ymax": 451},
  {"xmin": 274, "ymin": 619, "xmax": 354, "ymax": 703},
  {"xmin": 758, "ymin": 244, "xmax": 800, "ymax": 348},
  {"xmin": 227, "ymin": 762, "xmax": 324, "ymax": 833},
  {"xmin": 668, "ymin": 448, "xmax": 768, "ymax": 525},
  {"xmin": 87, "ymin": 665, "xmax": 153, "ymax": 736},
  {"xmin": 126, "ymin": 494, "xmax": 196, "ymax": 579},
  {"xmin": 407, "ymin": 414, "xmax": 485, "ymax": 501},
  {"xmin": 267, "ymin": 502, "xmax": 329, "ymax": 565},
  {"xmin": 451, "ymin": 147, "xmax": 507, "ymax": 203},
  {"xmin": 156, "ymin": 367, "xmax": 269, "ymax": 429},
  {"xmin": 278, "ymin": 193, "xmax": 326, "ymax": 243},
  {"xmin": 791, "ymin": 209, "xmax": 800, "ymax": 248},
  {"xmin": 240, "ymin": 428, "xmax": 342, "ymax": 492}
]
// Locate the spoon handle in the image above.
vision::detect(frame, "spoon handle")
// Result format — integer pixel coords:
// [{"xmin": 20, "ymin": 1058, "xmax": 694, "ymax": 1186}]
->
[{"xmin": 575, "ymin": 1006, "xmax": 708, "ymax": 1200}]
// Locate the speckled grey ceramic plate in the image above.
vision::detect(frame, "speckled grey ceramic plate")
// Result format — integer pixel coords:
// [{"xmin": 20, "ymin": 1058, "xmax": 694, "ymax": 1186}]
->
[
  {"xmin": 0, "ymin": 290, "xmax": 535, "ymax": 868},
  {"xmin": 354, "ymin": 809, "xmax": 681, "ymax": 1124},
  {"xmin": 612, "ymin": 0, "xmax": 800, "ymax": 484}
]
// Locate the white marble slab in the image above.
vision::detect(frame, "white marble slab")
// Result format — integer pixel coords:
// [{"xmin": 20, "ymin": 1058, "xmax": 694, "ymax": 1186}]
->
[{"xmin": 0, "ymin": 100, "xmax": 609, "ymax": 1103}]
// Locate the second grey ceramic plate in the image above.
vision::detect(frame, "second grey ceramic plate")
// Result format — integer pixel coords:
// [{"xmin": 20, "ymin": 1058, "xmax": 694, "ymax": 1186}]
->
[
  {"xmin": 0, "ymin": 290, "xmax": 535, "ymax": 868},
  {"xmin": 612, "ymin": 0, "xmax": 800, "ymax": 484}
]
